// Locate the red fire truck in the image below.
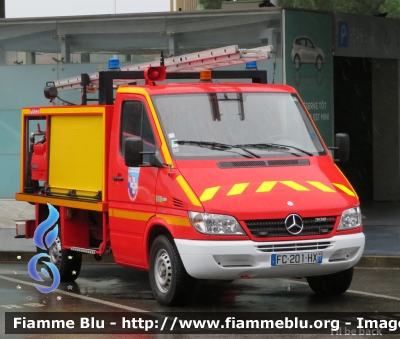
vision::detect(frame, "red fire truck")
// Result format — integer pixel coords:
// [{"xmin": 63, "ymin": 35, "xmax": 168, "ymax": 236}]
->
[{"xmin": 16, "ymin": 45, "xmax": 364, "ymax": 305}]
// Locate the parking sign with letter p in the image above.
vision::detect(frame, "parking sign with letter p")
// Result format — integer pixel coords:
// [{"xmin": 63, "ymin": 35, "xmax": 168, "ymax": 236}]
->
[{"xmin": 338, "ymin": 21, "xmax": 348, "ymax": 47}]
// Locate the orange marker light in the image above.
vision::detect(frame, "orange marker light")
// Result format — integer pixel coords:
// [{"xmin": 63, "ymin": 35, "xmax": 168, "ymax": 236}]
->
[{"xmin": 200, "ymin": 69, "xmax": 212, "ymax": 81}]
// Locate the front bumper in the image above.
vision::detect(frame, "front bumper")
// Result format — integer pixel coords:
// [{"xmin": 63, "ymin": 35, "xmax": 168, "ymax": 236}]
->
[{"xmin": 175, "ymin": 233, "xmax": 365, "ymax": 280}]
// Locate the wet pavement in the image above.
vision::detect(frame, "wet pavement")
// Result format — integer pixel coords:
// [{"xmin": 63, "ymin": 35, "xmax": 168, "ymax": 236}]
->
[
  {"xmin": 0, "ymin": 263, "xmax": 400, "ymax": 338},
  {"xmin": 360, "ymin": 201, "xmax": 400, "ymax": 257},
  {"xmin": 0, "ymin": 200, "xmax": 400, "ymax": 338}
]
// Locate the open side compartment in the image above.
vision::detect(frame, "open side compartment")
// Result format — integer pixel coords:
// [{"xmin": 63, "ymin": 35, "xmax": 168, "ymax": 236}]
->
[
  {"xmin": 19, "ymin": 106, "xmax": 113, "ymax": 203},
  {"xmin": 23, "ymin": 115, "xmax": 48, "ymax": 194}
]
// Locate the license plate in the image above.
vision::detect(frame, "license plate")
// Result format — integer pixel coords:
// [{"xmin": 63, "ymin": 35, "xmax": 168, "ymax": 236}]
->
[{"xmin": 271, "ymin": 251, "xmax": 323, "ymax": 266}]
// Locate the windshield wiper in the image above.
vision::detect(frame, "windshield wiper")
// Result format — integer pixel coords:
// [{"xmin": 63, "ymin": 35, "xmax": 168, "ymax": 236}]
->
[
  {"xmin": 235, "ymin": 143, "xmax": 314, "ymax": 156},
  {"xmin": 177, "ymin": 140, "xmax": 260, "ymax": 158}
]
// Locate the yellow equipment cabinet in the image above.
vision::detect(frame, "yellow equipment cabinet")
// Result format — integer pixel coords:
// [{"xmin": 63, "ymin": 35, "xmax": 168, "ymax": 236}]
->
[{"xmin": 16, "ymin": 106, "xmax": 113, "ymax": 211}]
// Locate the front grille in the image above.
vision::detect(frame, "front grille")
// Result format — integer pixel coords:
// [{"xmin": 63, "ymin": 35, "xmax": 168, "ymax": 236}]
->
[
  {"xmin": 245, "ymin": 216, "xmax": 336, "ymax": 238},
  {"xmin": 257, "ymin": 241, "xmax": 332, "ymax": 253}
]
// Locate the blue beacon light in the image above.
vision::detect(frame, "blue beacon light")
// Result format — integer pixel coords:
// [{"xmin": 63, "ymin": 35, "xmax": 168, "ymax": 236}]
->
[
  {"xmin": 245, "ymin": 61, "xmax": 258, "ymax": 70},
  {"xmin": 108, "ymin": 57, "xmax": 120, "ymax": 70}
]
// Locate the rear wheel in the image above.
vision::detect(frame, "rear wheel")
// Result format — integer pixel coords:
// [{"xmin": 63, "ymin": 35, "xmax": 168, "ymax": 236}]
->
[
  {"xmin": 306, "ymin": 267, "xmax": 353, "ymax": 296},
  {"xmin": 38, "ymin": 236, "xmax": 82, "ymax": 282},
  {"xmin": 149, "ymin": 235, "xmax": 193, "ymax": 306}
]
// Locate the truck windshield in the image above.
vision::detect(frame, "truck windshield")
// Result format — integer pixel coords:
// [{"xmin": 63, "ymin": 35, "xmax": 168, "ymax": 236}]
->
[{"xmin": 152, "ymin": 92, "xmax": 326, "ymax": 160}]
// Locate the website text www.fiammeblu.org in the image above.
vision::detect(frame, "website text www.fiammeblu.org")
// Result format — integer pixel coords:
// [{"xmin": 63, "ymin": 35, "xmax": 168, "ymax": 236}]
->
[{"xmin": 5, "ymin": 312, "xmax": 400, "ymax": 335}]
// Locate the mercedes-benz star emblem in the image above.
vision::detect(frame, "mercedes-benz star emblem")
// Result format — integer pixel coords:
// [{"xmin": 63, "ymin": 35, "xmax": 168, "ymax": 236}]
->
[{"xmin": 285, "ymin": 214, "xmax": 304, "ymax": 235}]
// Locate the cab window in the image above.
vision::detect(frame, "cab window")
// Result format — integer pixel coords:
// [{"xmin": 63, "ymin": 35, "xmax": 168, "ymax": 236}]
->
[{"xmin": 120, "ymin": 100, "xmax": 156, "ymax": 163}]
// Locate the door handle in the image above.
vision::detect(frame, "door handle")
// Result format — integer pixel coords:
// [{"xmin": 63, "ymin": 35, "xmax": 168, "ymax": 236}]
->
[{"xmin": 112, "ymin": 176, "xmax": 124, "ymax": 181}]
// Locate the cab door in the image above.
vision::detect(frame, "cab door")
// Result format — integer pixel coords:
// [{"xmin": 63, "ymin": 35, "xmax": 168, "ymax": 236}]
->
[{"xmin": 108, "ymin": 94, "xmax": 159, "ymax": 267}]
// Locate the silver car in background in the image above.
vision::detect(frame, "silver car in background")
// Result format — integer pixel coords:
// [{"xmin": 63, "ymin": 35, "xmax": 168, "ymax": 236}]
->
[{"xmin": 291, "ymin": 36, "xmax": 325, "ymax": 70}]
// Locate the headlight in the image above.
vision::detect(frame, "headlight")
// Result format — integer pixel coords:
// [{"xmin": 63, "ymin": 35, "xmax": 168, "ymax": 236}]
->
[
  {"xmin": 338, "ymin": 206, "xmax": 362, "ymax": 231},
  {"xmin": 188, "ymin": 211, "xmax": 245, "ymax": 235}
]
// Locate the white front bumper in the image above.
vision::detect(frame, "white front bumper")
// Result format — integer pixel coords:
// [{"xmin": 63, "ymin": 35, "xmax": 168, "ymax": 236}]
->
[{"xmin": 175, "ymin": 233, "xmax": 365, "ymax": 280}]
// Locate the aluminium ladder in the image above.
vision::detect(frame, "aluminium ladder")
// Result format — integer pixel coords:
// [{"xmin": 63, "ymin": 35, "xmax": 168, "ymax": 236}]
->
[{"xmin": 54, "ymin": 45, "xmax": 273, "ymax": 92}]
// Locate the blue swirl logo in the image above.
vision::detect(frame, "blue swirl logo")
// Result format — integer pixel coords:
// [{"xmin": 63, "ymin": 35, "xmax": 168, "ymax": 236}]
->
[{"xmin": 27, "ymin": 203, "xmax": 60, "ymax": 293}]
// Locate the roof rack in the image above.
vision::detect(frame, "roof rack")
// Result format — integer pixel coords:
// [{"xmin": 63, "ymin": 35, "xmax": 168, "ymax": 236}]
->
[
  {"xmin": 97, "ymin": 70, "xmax": 269, "ymax": 105},
  {"xmin": 54, "ymin": 45, "xmax": 273, "ymax": 92}
]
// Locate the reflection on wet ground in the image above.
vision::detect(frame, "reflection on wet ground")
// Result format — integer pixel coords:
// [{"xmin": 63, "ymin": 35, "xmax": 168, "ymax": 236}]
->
[{"xmin": 1, "ymin": 264, "xmax": 399, "ymax": 338}]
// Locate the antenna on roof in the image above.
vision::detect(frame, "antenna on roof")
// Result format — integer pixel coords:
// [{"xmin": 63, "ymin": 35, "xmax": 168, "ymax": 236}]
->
[{"xmin": 160, "ymin": 51, "xmax": 165, "ymax": 67}]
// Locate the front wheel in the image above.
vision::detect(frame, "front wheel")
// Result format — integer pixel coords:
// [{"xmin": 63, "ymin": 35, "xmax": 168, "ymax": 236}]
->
[
  {"xmin": 38, "ymin": 236, "xmax": 82, "ymax": 282},
  {"xmin": 306, "ymin": 267, "xmax": 353, "ymax": 296},
  {"xmin": 149, "ymin": 235, "xmax": 193, "ymax": 306}
]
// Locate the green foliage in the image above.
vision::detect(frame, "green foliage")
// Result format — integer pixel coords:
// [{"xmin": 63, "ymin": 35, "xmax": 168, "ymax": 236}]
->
[
  {"xmin": 379, "ymin": 0, "xmax": 400, "ymax": 17},
  {"xmin": 199, "ymin": 0, "xmax": 223, "ymax": 10},
  {"xmin": 283, "ymin": 0, "xmax": 389, "ymax": 16},
  {"xmin": 333, "ymin": 0, "xmax": 385, "ymax": 15},
  {"xmin": 198, "ymin": 0, "xmax": 400, "ymax": 17},
  {"xmin": 313, "ymin": 0, "xmax": 333, "ymax": 11}
]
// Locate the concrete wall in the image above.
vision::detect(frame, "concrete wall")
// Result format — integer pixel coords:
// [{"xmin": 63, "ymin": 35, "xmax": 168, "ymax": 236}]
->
[
  {"xmin": 372, "ymin": 59, "xmax": 400, "ymax": 201},
  {"xmin": 5, "ymin": 0, "xmax": 171, "ymax": 18}
]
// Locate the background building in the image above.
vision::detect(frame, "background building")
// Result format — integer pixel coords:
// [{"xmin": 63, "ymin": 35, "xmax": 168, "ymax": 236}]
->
[
  {"xmin": 0, "ymin": 3, "xmax": 399, "ymax": 203},
  {"xmin": 3, "ymin": 0, "xmax": 200, "ymax": 18}
]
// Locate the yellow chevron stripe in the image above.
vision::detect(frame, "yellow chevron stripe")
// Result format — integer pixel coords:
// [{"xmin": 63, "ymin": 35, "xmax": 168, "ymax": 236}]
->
[
  {"xmin": 227, "ymin": 183, "xmax": 249, "ymax": 196},
  {"xmin": 256, "ymin": 181, "xmax": 277, "ymax": 192},
  {"xmin": 176, "ymin": 175, "xmax": 202, "ymax": 206},
  {"xmin": 334, "ymin": 164, "xmax": 359, "ymax": 199},
  {"xmin": 279, "ymin": 181, "xmax": 309, "ymax": 191},
  {"xmin": 200, "ymin": 186, "xmax": 221, "ymax": 202},
  {"xmin": 306, "ymin": 181, "xmax": 336, "ymax": 192},
  {"xmin": 332, "ymin": 183, "xmax": 356, "ymax": 197},
  {"xmin": 197, "ymin": 180, "xmax": 344, "ymax": 203}
]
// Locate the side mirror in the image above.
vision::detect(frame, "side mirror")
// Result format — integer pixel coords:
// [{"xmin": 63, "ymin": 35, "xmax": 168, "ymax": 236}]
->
[
  {"xmin": 124, "ymin": 137, "xmax": 143, "ymax": 167},
  {"xmin": 329, "ymin": 133, "xmax": 349, "ymax": 162}
]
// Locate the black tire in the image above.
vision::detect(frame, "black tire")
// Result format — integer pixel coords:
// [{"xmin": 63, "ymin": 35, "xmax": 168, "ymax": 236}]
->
[
  {"xmin": 316, "ymin": 55, "xmax": 323, "ymax": 70},
  {"xmin": 38, "ymin": 236, "xmax": 82, "ymax": 282},
  {"xmin": 149, "ymin": 235, "xmax": 193, "ymax": 306},
  {"xmin": 306, "ymin": 267, "xmax": 353, "ymax": 296},
  {"xmin": 294, "ymin": 54, "xmax": 301, "ymax": 70}
]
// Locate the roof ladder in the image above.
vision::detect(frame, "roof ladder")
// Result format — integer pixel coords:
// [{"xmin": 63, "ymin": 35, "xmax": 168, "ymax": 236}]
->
[{"xmin": 54, "ymin": 44, "xmax": 273, "ymax": 91}]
